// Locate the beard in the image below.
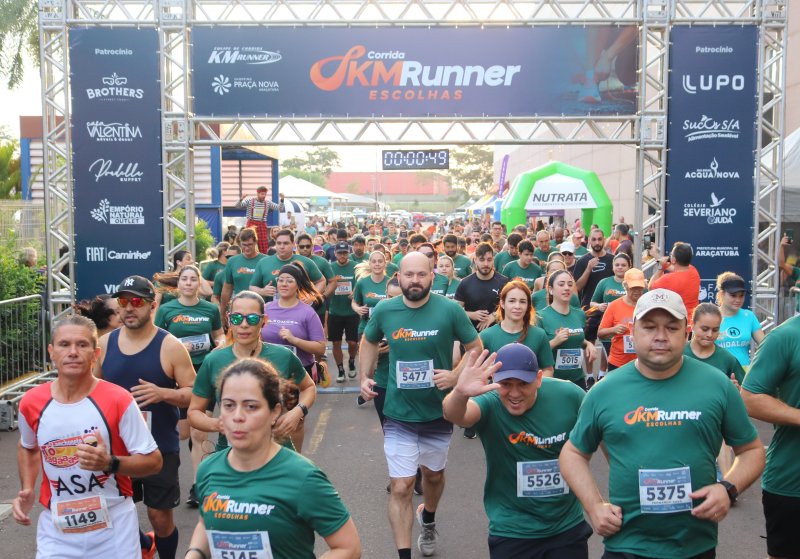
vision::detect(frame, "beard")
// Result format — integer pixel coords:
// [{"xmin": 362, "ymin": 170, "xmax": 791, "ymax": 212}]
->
[{"xmin": 401, "ymin": 282, "xmax": 431, "ymax": 302}]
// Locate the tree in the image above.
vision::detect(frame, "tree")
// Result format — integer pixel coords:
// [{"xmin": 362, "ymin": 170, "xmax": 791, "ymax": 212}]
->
[
  {"xmin": 0, "ymin": 0, "xmax": 39, "ymax": 89},
  {"xmin": 446, "ymin": 145, "xmax": 494, "ymax": 197},
  {"xmin": 280, "ymin": 168, "xmax": 326, "ymax": 187},
  {"xmin": 172, "ymin": 208, "xmax": 215, "ymax": 261},
  {"xmin": 281, "ymin": 147, "xmax": 341, "ymax": 178},
  {"xmin": 0, "ymin": 139, "xmax": 21, "ymax": 199}
]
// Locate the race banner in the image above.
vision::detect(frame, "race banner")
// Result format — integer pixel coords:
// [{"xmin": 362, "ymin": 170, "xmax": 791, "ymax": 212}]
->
[
  {"xmin": 191, "ymin": 26, "xmax": 638, "ymax": 118},
  {"xmin": 69, "ymin": 28, "xmax": 164, "ymax": 300},
  {"xmin": 664, "ymin": 26, "xmax": 759, "ymax": 303}
]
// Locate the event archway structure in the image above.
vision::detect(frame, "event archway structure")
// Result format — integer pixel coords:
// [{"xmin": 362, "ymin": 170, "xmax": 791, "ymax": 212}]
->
[
  {"xmin": 38, "ymin": 0, "xmax": 787, "ymax": 330},
  {"xmin": 501, "ymin": 161, "xmax": 613, "ymax": 236}
]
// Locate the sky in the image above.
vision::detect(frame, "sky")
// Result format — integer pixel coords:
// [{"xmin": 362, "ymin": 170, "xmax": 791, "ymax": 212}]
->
[{"xmin": 0, "ymin": 58, "xmax": 42, "ymax": 137}]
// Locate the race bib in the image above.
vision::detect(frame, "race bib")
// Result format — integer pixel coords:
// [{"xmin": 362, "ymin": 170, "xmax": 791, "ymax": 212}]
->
[
  {"xmin": 396, "ymin": 360, "xmax": 434, "ymax": 389},
  {"xmin": 623, "ymin": 335, "xmax": 636, "ymax": 354},
  {"xmin": 638, "ymin": 466, "xmax": 693, "ymax": 513},
  {"xmin": 335, "ymin": 281, "xmax": 353, "ymax": 295},
  {"xmin": 516, "ymin": 459, "xmax": 568, "ymax": 498},
  {"xmin": 141, "ymin": 410, "xmax": 153, "ymax": 431},
  {"xmin": 555, "ymin": 348, "xmax": 582, "ymax": 370},
  {"xmin": 208, "ymin": 530, "xmax": 273, "ymax": 559},
  {"xmin": 53, "ymin": 495, "xmax": 112, "ymax": 534},
  {"xmin": 180, "ymin": 333, "xmax": 212, "ymax": 355}
]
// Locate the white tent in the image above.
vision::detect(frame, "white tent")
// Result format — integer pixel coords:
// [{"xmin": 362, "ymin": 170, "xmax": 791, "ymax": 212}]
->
[
  {"xmin": 779, "ymin": 128, "xmax": 800, "ymax": 221},
  {"xmin": 280, "ymin": 198, "xmax": 306, "ymax": 230},
  {"xmin": 279, "ymin": 175, "xmax": 347, "ymax": 201}
]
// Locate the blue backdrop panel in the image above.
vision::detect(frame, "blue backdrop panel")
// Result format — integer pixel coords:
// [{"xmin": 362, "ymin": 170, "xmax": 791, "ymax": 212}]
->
[
  {"xmin": 665, "ymin": 26, "xmax": 759, "ymax": 304},
  {"xmin": 192, "ymin": 26, "xmax": 638, "ymax": 118},
  {"xmin": 69, "ymin": 28, "xmax": 164, "ymax": 300}
]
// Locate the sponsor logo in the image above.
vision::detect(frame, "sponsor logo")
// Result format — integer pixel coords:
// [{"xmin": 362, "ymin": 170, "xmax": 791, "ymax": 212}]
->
[
  {"xmin": 94, "ymin": 48, "xmax": 133, "ymax": 56},
  {"xmin": 171, "ymin": 315, "xmax": 210, "ymax": 324},
  {"xmin": 682, "ymin": 193, "xmax": 737, "ymax": 225},
  {"xmin": 682, "ymin": 115, "xmax": 741, "ymax": 142},
  {"xmin": 90, "ymin": 199, "xmax": 145, "ymax": 225},
  {"xmin": 508, "ymin": 430, "xmax": 567, "ymax": 448},
  {"xmin": 530, "ymin": 192, "xmax": 588, "ymax": 205},
  {"xmin": 212, "ymin": 75, "xmax": 231, "ymax": 95},
  {"xmin": 86, "ymin": 121, "xmax": 142, "ymax": 142},
  {"xmin": 624, "ymin": 406, "xmax": 702, "ymax": 427},
  {"xmin": 202, "ymin": 491, "xmax": 276, "ymax": 520},
  {"xmin": 85, "ymin": 247, "xmax": 152, "ymax": 262},
  {"xmin": 684, "ymin": 158, "xmax": 741, "ymax": 180},
  {"xmin": 236, "ymin": 267, "xmax": 256, "ymax": 274},
  {"xmin": 365, "ymin": 292, "xmax": 386, "ymax": 299},
  {"xmin": 122, "ymin": 278, "xmax": 135, "ymax": 287},
  {"xmin": 41, "ymin": 429, "xmax": 100, "ymax": 468},
  {"xmin": 104, "ymin": 283, "xmax": 119, "ymax": 294},
  {"xmin": 212, "ymin": 73, "xmax": 279, "ymax": 96},
  {"xmin": 86, "ymin": 72, "xmax": 144, "ymax": 100},
  {"xmin": 89, "ymin": 159, "xmax": 143, "ymax": 182},
  {"xmin": 51, "ymin": 473, "xmax": 109, "ymax": 497},
  {"xmin": 682, "ymin": 73, "xmax": 744, "ymax": 94},
  {"xmin": 695, "ymin": 246, "xmax": 740, "ymax": 258},
  {"xmin": 208, "ymin": 47, "xmax": 282, "ymax": 65},
  {"xmin": 695, "ymin": 46, "xmax": 734, "ymax": 54},
  {"xmin": 391, "ymin": 327, "xmax": 440, "ymax": 341}
]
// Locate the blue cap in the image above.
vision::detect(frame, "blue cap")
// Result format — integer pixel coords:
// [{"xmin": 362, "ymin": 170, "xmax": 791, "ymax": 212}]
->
[{"xmin": 494, "ymin": 343, "xmax": 539, "ymax": 383}]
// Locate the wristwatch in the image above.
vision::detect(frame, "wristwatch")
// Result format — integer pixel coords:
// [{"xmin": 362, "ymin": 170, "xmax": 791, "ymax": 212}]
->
[
  {"xmin": 298, "ymin": 403, "xmax": 309, "ymax": 418},
  {"xmin": 717, "ymin": 480, "xmax": 738, "ymax": 505},
  {"xmin": 104, "ymin": 455, "xmax": 121, "ymax": 475}
]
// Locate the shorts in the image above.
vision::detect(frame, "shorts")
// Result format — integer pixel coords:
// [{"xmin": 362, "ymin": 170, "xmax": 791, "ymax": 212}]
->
[
  {"xmin": 763, "ymin": 490, "xmax": 800, "ymax": 558},
  {"xmin": 327, "ymin": 314, "xmax": 359, "ymax": 342},
  {"xmin": 133, "ymin": 452, "xmax": 180, "ymax": 510},
  {"xmin": 602, "ymin": 550, "xmax": 714, "ymax": 559},
  {"xmin": 585, "ymin": 314, "xmax": 601, "ymax": 343},
  {"xmin": 383, "ymin": 417, "xmax": 453, "ymax": 478},
  {"xmin": 36, "ymin": 498, "xmax": 139, "ymax": 559},
  {"xmin": 489, "ymin": 521, "xmax": 592, "ymax": 559}
]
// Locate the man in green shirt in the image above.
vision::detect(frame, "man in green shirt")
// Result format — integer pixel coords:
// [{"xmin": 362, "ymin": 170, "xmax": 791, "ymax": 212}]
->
[
  {"xmin": 359, "ymin": 252, "xmax": 482, "ymax": 559},
  {"xmin": 742, "ymin": 315, "xmax": 800, "ymax": 559},
  {"xmin": 350, "ymin": 235, "xmax": 369, "ymax": 264},
  {"xmin": 443, "ymin": 344, "xmax": 591, "ymax": 558},
  {"xmin": 501, "ymin": 240, "xmax": 543, "ymax": 291},
  {"xmin": 494, "ymin": 233, "xmax": 522, "ymax": 273},
  {"xmin": 533, "ymin": 231, "xmax": 555, "ymax": 262},
  {"xmin": 560, "ymin": 289, "xmax": 765, "ymax": 559},
  {"xmin": 249, "ymin": 229, "xmax": 325, "ymax": 302},
  {"xmin": 417, "ymin": 243, "xmax": 451, "ymax": 297},
  {"xmin": 441, "ymin": 234, "xmax": 473, "ymax": 279},
  {"xmin": 329, "ymin": 242, "xmax": 360, "ymax": 382},
  {"xmin": 219, "ymin": 227, "xmax": 265, "ymax": 316}
]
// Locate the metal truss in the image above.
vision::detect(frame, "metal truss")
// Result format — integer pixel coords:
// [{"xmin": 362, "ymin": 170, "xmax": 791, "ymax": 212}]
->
[{"xmin": 39, "ymin": 0, "xmax": 788, "ymax": 326}]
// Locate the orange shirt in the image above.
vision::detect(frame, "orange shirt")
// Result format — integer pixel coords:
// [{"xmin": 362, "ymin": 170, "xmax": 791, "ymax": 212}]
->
[
  {"xmin": 599, "ymin": 297, "xmax": 637, "ymax": 367},
  {"xmin": 649, "ymin": 265, "xmax": 701, "ymax": 325}
]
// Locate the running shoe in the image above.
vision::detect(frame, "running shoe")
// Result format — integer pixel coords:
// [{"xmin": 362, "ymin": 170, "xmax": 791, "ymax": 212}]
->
[
  {"xmin": 141, "ymin": 531, "xmax": 156, "ymax": 559},
  {"xmin": 337, "ymin": 373, "xmax": 345, "ymax": 383},
  {"xmin": 356, "ymin": 395, "xmax": 367, "ymax": 407},
  {"xmin": 463, "ymin": 427, "xmax": 477, "ymax": 439},
  {"xmin": 186, "ymin": 483, "xmax": 199, "ymax": 508},
  {"xmin": 318, "ymin": 361, "xmax": 331, "ymax": 388},
  {"xmin": 414, "ymin": 474, "xmax": 424, "ymax": 496},
  {"xmin": 348, "ymin": 359, "xmax": 357, "ymax": 378},
  {"xmin": 416, "ymin": 503, "xmax": 439, "ymax": 557}
]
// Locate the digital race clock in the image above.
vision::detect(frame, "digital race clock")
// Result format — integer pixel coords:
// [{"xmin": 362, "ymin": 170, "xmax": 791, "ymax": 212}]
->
[{"xmin": 381, "ymin": 149, "xmax": 450, "ymax": 170}]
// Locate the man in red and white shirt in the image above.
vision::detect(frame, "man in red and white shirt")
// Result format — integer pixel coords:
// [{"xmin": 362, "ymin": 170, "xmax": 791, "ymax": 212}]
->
[
  {"xmin": 13, "ymin": 315, "xmax": 162, "ymax": 559},
  {"xmin": 239, "ymin": 186, "xmax": 285, "ymax": 254}
]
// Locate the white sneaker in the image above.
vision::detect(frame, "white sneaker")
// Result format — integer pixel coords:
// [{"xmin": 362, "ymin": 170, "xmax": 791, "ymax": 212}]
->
[{"xmin": 416, "ymin": 503, "xmax": 439, "ymax": 557}]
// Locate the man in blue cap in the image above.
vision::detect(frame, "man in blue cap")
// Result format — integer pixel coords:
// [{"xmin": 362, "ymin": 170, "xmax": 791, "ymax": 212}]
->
[{"xmin": 442, "ymin": 344, "xmax": 591, "ymax": 558}]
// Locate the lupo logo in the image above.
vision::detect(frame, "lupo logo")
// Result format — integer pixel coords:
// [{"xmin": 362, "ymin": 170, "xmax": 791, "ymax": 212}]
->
[{"xmin": 682, "ymin": 74, "xmax": 745, "ymax": 95}]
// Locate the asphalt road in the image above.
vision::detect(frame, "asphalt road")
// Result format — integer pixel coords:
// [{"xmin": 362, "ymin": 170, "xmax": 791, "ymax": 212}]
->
[{"xmin": 0, "ymin": 374, "xmax": 776, "ymax": 558}]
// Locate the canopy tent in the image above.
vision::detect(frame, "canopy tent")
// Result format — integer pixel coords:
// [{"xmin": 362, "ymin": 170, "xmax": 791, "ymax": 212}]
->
[
  {"xmin": 456, "ymin": 198, "xmax": 477, "ymax": 211},
  {"xmin": 280, "ymin": 198, "xmax": 306, "ymax": 230},
  {"xmin": 466, "ymin": 195, "xmax": 497, "ymax": 215},
  {"xmin": 777, "ymin": 128, "xmax": 800, "ymax": 221},
  {"xmin": 336, "ymin": 192, "xmax": 388, "ymax": 210},
  {"xmin": 279, "ymin": 175, "xmax": 347, "ymax": 205}
]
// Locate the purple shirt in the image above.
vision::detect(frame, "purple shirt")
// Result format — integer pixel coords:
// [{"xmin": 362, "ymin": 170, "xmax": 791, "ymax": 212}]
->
[{"xmin": 261, "ymin": 300, "xmax": 324, "ymax": 366}]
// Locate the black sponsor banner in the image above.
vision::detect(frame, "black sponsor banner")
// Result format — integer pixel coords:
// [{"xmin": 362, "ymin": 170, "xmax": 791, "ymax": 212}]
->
[
  {"xmin": 69, "ymin": 28, "xmax": 164, "ymax": 299},
  {"xmin": 665, "ymin": 26, "xmax": 759, "ymax": 303}
]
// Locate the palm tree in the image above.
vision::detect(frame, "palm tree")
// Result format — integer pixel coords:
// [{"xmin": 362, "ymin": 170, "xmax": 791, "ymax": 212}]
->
[
  {"xmin": 0, "ymin": 0, "xmax": 39, "ymax": 88},
  {"xmin": 0, "ymin": 140, "xmax": 22, "ymax": 199}
]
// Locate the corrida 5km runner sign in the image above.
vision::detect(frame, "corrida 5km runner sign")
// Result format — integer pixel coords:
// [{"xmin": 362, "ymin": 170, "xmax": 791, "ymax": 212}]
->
[{"xmin": 191, "ymin": 26, "xmax": 638, "ymax": 118}]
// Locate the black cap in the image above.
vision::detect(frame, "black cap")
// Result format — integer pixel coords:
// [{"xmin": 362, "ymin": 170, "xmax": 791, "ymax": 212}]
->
[
  {"xmin": 334, "ymin": 241, "xmax": 351, "ymax": 253},
  {"xmin": 112, "ymin": 275, "xmax": 156, "ymax": 299},
  {"xmin": 398, "ymin": 238, "xmax": 409, "ymax": 246},
  {"xmin": 720, "ymin": 277, "xmax": 747, "ymax": 294}
]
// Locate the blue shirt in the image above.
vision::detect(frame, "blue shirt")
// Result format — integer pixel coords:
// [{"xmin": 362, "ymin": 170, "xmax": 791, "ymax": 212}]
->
[{"xmin": 716, "ymin": 308, "xmax": 762, "ymax": 366}]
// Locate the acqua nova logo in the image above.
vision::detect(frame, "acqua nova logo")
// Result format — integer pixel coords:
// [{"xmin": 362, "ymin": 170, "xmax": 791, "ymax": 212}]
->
[
  {"xmin": 90, "ymin": 199, "xmax": 145, "ymax": 225},
  {"xmin": 684, "ymin": 158, "xmax": 741, "ymax": 180},
  {"xmin": 208, "ymin": 47, "xmax": 282, "ymax": 65},
  {"xmin": 682, "ymin": 193, "xmax": 737, "ymax": 225}
]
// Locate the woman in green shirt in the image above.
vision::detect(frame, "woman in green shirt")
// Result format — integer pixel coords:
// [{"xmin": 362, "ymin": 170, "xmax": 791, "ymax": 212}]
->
[
  {"xmin": 437, "ymin": 255, "xmax": 461, "ymax": 299},
  {"xmin": 187, "ymin": 358, "xmax": 361, "ymax": 559},
  {"xmin": 352, "ymin": 250, "xmax": 389, "ymax": 332},
  {"xmin": 532, "ymin": 262, "xmax": 581, "ymax": 311}
]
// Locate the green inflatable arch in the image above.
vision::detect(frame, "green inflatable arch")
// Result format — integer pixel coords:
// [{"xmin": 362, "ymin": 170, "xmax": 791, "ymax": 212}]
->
[{"xmin": 500, "ymin": 161, "xmax": 613, "ymax": 236}]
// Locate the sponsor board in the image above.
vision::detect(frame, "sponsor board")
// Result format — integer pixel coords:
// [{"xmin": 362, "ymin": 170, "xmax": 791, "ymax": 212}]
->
[
  {"xmin": 524, "ymin": 174, "xmax": 597, "ymax": 210},
  {"xmin": 85, "ymin": 72, "xmax": 144, "ymax": 101},
  {"xmin": 85, "ymin": 121, "xmax": 142, "ymax": 142},
  {"xmin": 90, "ymin": 199, "xmax": 145, "ymax": 225}
]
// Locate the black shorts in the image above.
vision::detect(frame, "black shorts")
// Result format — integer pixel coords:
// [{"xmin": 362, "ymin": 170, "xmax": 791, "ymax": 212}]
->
[
  {"xmin": 585, "ymin": 314, "xmax": 602, "ymax": 343},
  {"xmin": 763, "ymin": 490, "xmax": 800, "ymax": 558},
  {"xmin": 489, "ymin": 521, "xmax": 592, "ymax": 559},
  {"xmin": 327, "ymin": 314, "xmax": 359, "ymax": 342},
  {"xmin": 602, "ymin": 550, "xmax": 714, "ymax": 559},
  {"xmin": 133, "ymin": 452, "xmax": 180, "ymax": 510}
]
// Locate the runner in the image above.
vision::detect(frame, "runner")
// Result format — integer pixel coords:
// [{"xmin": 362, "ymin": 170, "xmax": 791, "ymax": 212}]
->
[
  {"xmin": 532, "ymin": 262, "xmax": 582, "ymax": 311},
  {"xmin": 501, "ymin": 240, "xmax": 544, "ymax": 292},
  {"xmin": 211, "ymin": 245, "xmax": 240, "ymax": 306},
  {"xmin": 455, "ymin": 242, "xmax": 509, "ymax": 331},
  {"xmin": 648, "ymin": 242, "xmax": 701, "ymax": 324},
  {"xmin": 560, "ymin": 289, "xmax": 765, "ymax": 559},
  {"xmin": 359, "ymin": 252, "xmax": 482, "ymax": 558},
  {"xmin": 534, "ymin": 231, "xmax": 555, "ymax": 262},
  {"xmin": 329, "ymin": 241, "xmax": 360, "ymax": 382},
  {"xmin": 597, "ymin": 268, "xmax": 647, "ymax": 372},
  {"xmin": 572, "ymin": 228, "xmax": 614, "ymax": 349},
  {"xmin": 219, "ymin": 227, "xmax": 265, "ymax": 316},
  {"xmin": 13, "ymin": 315, "xmax": 163, "ymax": 559},
  {"xmin": 741, "ymin": 315, "xmax": 800, "ymax": 559},
  {"xmin": 684, "ymin": 304, "xmax": 746, "ymax": 385},
  {"xmin": 436, "ymin": 255, "xmax": 461, "ymax": 299},
  {"xmin": 238, "ymin": 186, "xmax": 285, "ymax": 254},
  {"xmin": 200, "ymin": 242, "xmax": 230, "ymax": 286},
  {"xmin": 479, "ymin": 281, "xmax": 555, "ymax": 377},
  {"xmin": 714, "ymin": 272, "xmax": 764, "ymax": 368},
  {"xmin": 95, "ymin": 275, "xmax": 197, "ymax": 559},
  {"xmin": 74, "ymin": 294, "xmax": 121, "ymax": 337},
  {"xmin": 186, "ymin": 358, "xmax": 361, "ymax": 559},
  {"xmin": 249, "ymin": 229, "xmax": 325, "ymax": 303},
  {"xmin": 559, "ymin": 242, "xmax": 578, "ymax": 276},
  {"xmin": 591, "ymin": 253, "xmax": 633, "ymax": 376},
  {"xmin": 441, "ymin": 234, "xmax": 473, "ymax": 279},
  {"xmin": 352, "ymin": 250, "xmax": 389, "ymax": 342},
  {"xmin": 442, "ymin": 345, "xmax": 592, "ymax": 559},
  {"xmin": 350, "ymin": 235, "xmax": 369, "ymax": 264},
  {"xmin": 417, "ymin": 242, "xmax": 450, "ymax": 297},
  {"xmin": 494, "ymin": 233, "xmax": 522, "ymax": 273}
]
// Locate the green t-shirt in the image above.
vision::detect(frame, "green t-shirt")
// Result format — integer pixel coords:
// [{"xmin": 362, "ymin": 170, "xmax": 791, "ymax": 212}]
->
[
  {"xmin": 365, "ymin": 295, "xmax": 477, "ymax": 422},
  {"xmin": 473, "ymin": 379, "xmax": 585, "ymax": 538},
  {"xmin": 591, "ymin": 276, "xmax": 627, "ymax": 305},
  {"xmin": 501, "ymin": 261, "xmax": 544, "ymax": 291},
  {"xmin": 250, "ymin": 254, "xmax": 323, "ymax": 294},
  {"xmin": 445, "ymin": 278, "xmax": 460, "ymax": 300},
  {"xmin": 353, "ymin": 275, "xmax": 389, "ymax": 335},
  {"xmin": 196, "ymin": 447, "xmax": 350, "ymax": 559},
  {"xmin": 534, "ymin": 248, "xmax": 555, "ymax": 262},
  {"xmin": 224, "ymin": 253, "xmax": 266, "ymax": 295},
  {"xmin": 328, "ymin": 260, "xmax": 358, "ymax": 317},
  {"xmin": 213, "ymin": 270, "xmax": 225, "ymax": 298},
  {"xmin": 450, "ymin": 254, "xmax": 473, "ymax": 279},
  {"xmin": 430, "ymin": 273, "xmax": 451, "ymax": 297},
  {"xmin": 349, "ymin": 253, "xmax": 369, "ymax": 265},
  {"xmin": 392, "ymin": 252, "xmax": 404, "ymax": 265},
  {"xmin": 385, "ymin": 262, "xmax": 399, "ymax": 278},
  {"xmin": 154, "ymin": 299, "xmax": 222, "ymax": 365},
  {"xmin": 742, "ymin": 316, "xmax": 800, "ymax": 496},
  {"xmin": 683, "ymin": 343, "xmax": 746, "ymax": 385},
  {"xmin": 479, "ymin": 324, "xmax": 555, "ymax": 370},
  {"xmin": 494, "ymin": 251, "xmax": 517, "ymax": 272},
  {"xmin": 310, "ymin": 254, "xmax": 334, "ymax": 280},
  {"xmin": 532, "ymin": 289, "xmax": 580, "ymax": 312},
  {"xmin": 202, "ymin": 260, "xmax": 226, "ymax": 282},
  {"xmin": 574, "ymin": 245, "xmax": 588, "ymax": 257},
  {"xmin": 570, "ymin": 358, "xmax": 759, "ymax": 558},
  {"xmin": 536, "ymin": 306, "xmax": 587, "ymax": 382}
]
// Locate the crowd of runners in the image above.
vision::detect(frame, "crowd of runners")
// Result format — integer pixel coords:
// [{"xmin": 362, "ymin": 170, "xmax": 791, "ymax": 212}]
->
[{"xmin": 10, "ymin": 187, "xmax": 800, "ymax": 559}]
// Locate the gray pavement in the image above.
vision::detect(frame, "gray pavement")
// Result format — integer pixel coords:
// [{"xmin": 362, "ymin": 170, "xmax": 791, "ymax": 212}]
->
[{"xmin": 0, "ymin": 377, "xmax": 775, "ymax": 558}]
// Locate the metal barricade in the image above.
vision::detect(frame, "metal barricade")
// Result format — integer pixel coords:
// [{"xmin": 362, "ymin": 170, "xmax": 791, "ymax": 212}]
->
[{"xmin": 0, "ymin": 295, "xmax": 50, "ymax": 410}]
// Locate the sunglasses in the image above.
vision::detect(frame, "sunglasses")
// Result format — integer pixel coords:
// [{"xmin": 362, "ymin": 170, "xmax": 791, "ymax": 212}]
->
[
  {"xmin": 298, "ymin": 244, "xmax": 312, "ymax": 249},
  {"xmin": 229, "ymin": 312, "xmax": 262, "ymax": 326},
  {"xmin": 117, "ymin": 296, "xmax": 150, "ymax": 308}
]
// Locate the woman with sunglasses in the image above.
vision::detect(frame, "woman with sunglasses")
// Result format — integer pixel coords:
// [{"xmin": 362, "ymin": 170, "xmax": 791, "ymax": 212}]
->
[
  {"xmin": 188, "ymin": 291, "xmax": 315, "ymax": 453},
  {"xmin": 437, "ymin": 255, "xmax": 461, "ymax": 299},
  {"xmin": 187, "ymin": 358, "xmax": 361, "ymax": 559},
  {"xmin": 537, "ymin": 270, "xmax": 596, "ymax": 389}
]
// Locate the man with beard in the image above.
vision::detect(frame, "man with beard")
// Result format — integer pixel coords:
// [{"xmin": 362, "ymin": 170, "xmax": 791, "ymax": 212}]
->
[
  {"xmin": 350, "ymin": 235, "xmax": 369, "ymax": 264},
  {"xmin": 95, "ymin": 276, "xmax": 196, "ymax": 559},
  {"xmin": 455, "ymin": 242, "xmax": 510, "ymax": 331},
  {"xmin": 359, "ymin": 252, "xmax": 481, "ymax": 559},
  {"xmin": 238, "ymin": 186, "xmax": 284, "ymax": 254},
  {"xmin": 441, "ymin": 234, "xmax": 473, "ymax": 279},
  {"xmin": 572, "ymin": 228, "xmax": 615, "ymax": 345}
]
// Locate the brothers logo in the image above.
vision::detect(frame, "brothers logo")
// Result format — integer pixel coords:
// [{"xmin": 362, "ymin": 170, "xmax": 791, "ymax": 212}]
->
[
  {"xmin": 86, "ymin": 72, "xmax": 144, "ymax": 101},
  {"xmin": 88, "ymin": 159, "xmax": 143, "ymax": 182},
  {"xmin": 207, "ymin": 47, "xmax": 282, "ymax": 65},
  {"xmin": 90, "ymin": 199, "xmax": 145, "ymax": 225},
  {"xmin": 85, "ymin": 247, "xmax": 152, "ymax": 262},
  {"xmin": 681, "ymin": 73, "xmax": 744, "ymax": 95},
  {"xmin": 684, "ymin": 158, "xmax": 741, "ymax": 180},
  {"xmin": 682, "ymin": 115, "xmax": 740, "ymax": 142},
  {"xmin": 86, "ymin": 121, "xmax": 142, "ymax": 142}
]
